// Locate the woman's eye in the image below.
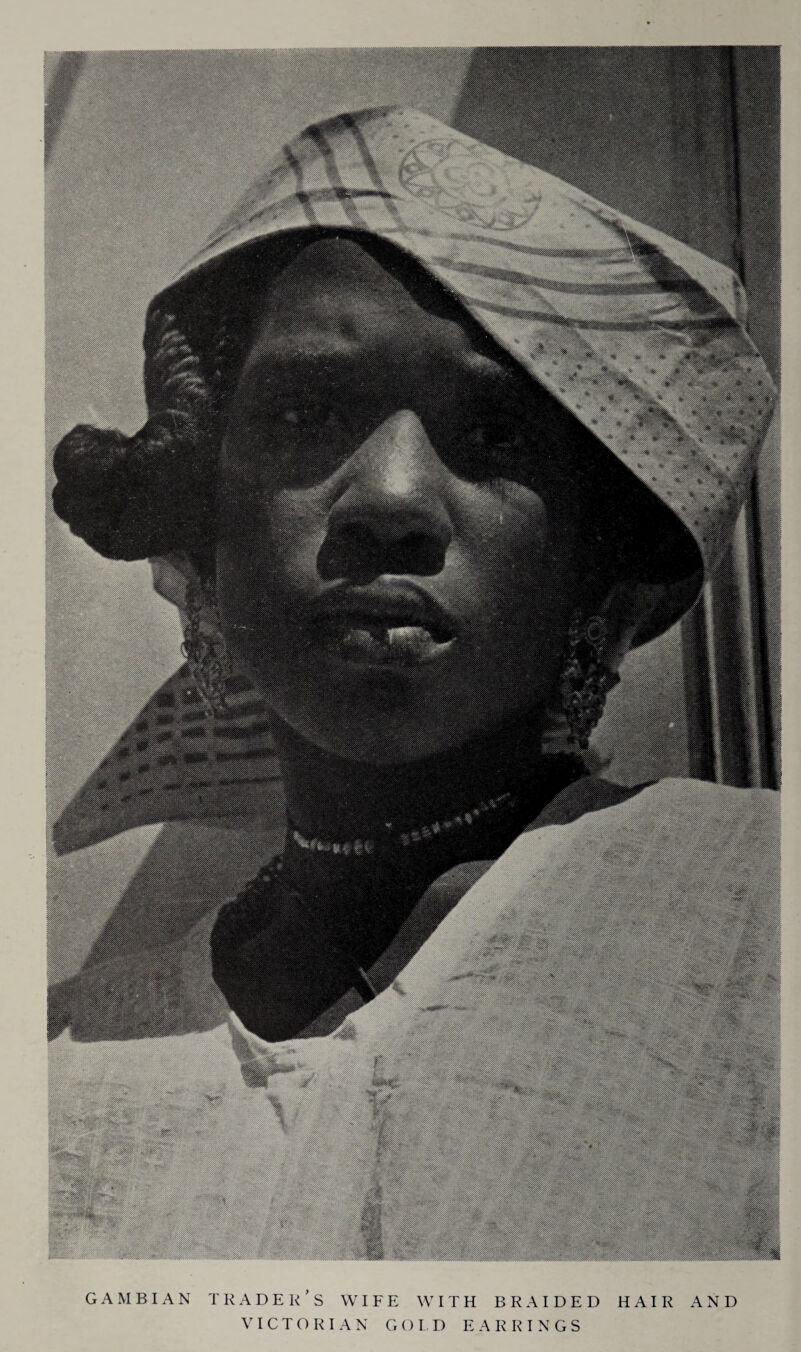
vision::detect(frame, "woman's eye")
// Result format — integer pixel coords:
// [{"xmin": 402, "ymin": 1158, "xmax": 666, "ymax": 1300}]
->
[
  {"xmin": 457, "ymin": 420, "xmax": 528, "ymax": 474},
  {"xmin": 255, "ymin": 405, "xmax": 343, "ymax": 432},
  {"xmin": 229, "ymin": 400, "xmax": 356, "ymax": 486},
  {"xmin": 465, "ymin": 422, "xmax": 519, "ymax": 449}
]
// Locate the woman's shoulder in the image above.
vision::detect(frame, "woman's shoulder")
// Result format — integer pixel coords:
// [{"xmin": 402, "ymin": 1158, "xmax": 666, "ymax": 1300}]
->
[
  {"xmin": 500, "ymin": 775, "xmax": 779, "ymax": 974},
  {"xmin": 528, "ymin": 773, "xmax": 778, "ymax": 834},
  {"xmin": 517, "ymin": 776, "xmax": 779, "ymax": 930}
]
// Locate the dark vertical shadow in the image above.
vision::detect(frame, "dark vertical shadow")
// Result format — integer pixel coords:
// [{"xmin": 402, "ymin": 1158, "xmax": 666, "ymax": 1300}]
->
[
  {"xmin": 729, "ymin": 46, "xmax": 781, "ymax": 789},
  {"xmin": 44, "ymin": 52, "xmax": 86, "ymax": 167}
]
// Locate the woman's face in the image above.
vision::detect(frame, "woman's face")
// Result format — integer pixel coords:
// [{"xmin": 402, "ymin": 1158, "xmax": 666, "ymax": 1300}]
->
[{"xmin": 217, "ymin": 236, "xmax": 588, "ymax": 763}]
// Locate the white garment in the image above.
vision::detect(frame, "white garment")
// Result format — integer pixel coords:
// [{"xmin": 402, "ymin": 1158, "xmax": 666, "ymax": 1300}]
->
[{"xmin": 50, "ymin": 780, "xmax": 778, "ymax": 1259}]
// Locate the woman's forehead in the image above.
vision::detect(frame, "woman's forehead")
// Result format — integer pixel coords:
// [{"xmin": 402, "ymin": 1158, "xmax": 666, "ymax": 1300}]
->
[{"xmin": 242, "ymin": 234, "xmax": 513, "ymax": 375}]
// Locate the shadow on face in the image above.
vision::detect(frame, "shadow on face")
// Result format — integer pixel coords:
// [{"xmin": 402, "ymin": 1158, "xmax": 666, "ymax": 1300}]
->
[{"xmin": 211, "ymin": 236, "xmax": 637, "ymax": 762}]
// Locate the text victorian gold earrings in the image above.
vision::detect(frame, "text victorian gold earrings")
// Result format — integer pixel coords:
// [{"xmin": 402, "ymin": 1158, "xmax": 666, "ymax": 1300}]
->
[
  {"xmin": 181, "ymin": 578, "xmax": 232, "ymax": 715},
  {"xmin": 559, "ymin": 610, "xmax": 610, "ymax": 749}
]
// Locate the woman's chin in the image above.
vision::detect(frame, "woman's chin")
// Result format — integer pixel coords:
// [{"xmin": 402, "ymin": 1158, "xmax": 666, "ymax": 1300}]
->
[
  {"xmin": 292, "ymin": 714, "xmax": 466, "ymax": 766},
  {"xmin": 240, "ymin": 647, "xmax": 548, "ymax": 766},
  {"xmin": 265, "ymin": 694, "xmax": 477, "ymax": 765}
]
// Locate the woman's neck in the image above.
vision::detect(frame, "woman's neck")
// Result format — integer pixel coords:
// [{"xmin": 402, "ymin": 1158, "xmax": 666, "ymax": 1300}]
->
[
  {"xmin": 270, "ymin": 709, "xmax": 552, "ymax": 840},
  {"xmin": 211, "ymin": 710, "xmax": 585, "ymax": 1039}
]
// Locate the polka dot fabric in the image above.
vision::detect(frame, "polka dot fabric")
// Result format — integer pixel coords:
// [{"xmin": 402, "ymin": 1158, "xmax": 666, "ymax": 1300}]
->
[{"xmin": 156, "ymin": 105, "xmax": 776, "ymax": 600}]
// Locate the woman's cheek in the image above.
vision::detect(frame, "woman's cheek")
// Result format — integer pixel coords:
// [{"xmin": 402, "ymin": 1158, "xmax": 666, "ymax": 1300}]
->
[
  {"xmin": 464, "ymin": 482, "xmax": 553, "ymax": 577},
  {"xmin": 264, "ymin": 490, "xmax": 332, "ymax": 588},
  {"xmin": 217, "ymin": 488, "xmax": 325, "ymax": 621}
]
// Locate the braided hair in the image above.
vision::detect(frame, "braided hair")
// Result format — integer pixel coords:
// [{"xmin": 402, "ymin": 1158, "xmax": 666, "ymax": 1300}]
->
[{"xmin": 52, "ymin": 303, "xmax": 232, "ymax": 575}]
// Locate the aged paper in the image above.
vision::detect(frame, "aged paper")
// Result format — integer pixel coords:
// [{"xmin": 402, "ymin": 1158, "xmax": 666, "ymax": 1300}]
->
[{"xmin": 3, "ymin": 2, "xmax": 799, "ymax": 1349}]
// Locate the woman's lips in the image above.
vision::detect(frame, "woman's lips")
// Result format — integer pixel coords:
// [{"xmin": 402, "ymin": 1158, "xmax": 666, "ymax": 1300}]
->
[
  {"xmin": 313, "ymin": 619, "xmax": 453, "ymax": 666},
  {"xmin": 299, "ymin": 585, "xmax": 458, "ymax": 668}
]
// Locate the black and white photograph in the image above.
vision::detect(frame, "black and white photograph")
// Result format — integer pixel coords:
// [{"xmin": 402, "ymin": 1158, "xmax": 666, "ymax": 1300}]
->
[{"xmin": 44, "ymin": 46, "xmax": 780, "ymax": 1272}]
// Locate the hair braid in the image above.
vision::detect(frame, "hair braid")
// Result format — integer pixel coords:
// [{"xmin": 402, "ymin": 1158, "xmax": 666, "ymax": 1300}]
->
[
  {"xmin": 208, "ymin": 303, "xmax": 254, "ymax": 424},
  {"xmin": 52, "ymin": 303, "xmax": 223, "ymax": 562}
]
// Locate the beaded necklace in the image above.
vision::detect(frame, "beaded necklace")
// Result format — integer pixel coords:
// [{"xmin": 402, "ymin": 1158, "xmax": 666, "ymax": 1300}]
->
[{"xmin": 288, "ymin": 789, "xmax": 519, "ymax": 858}]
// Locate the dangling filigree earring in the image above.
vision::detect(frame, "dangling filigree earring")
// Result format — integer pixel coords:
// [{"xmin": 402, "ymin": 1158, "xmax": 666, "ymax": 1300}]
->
[
  {"xmin": 181, "ymin": 577, "xmax": 232, "ymax": 715},
  {"xmin": 559, "ymin": 610, "xmax": 610, "ymax": 749}
]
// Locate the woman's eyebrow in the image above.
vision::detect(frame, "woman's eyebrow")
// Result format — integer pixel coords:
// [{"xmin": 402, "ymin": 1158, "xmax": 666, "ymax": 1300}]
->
[
  {"xmin": 235, "ymin": 348, "xmax": 359, "ymax": 397},
  {"xmin": 466, "ymin": 354, "xmax": 530, "ymax": 405},
  {"xmin": 235, "ymin": 342, "xmax": 531, "ymax": 409}
]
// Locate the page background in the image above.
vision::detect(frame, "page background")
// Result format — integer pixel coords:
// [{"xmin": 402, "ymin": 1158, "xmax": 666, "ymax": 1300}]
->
[{"xmin": 3, "ymin": 3, "xmax": 797, "ymax": 1350}]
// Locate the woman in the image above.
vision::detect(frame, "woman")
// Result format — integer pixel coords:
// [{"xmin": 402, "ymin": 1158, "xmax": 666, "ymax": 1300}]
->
[{"xmin": 49, "ymin": 107, "xmax": 778, "ymax": 1259}]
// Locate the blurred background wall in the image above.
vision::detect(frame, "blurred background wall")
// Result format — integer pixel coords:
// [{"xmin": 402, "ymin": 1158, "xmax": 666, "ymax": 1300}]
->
[{"xmin": 46, "ymin": 49, "xmax": 779, "ymax": 982}]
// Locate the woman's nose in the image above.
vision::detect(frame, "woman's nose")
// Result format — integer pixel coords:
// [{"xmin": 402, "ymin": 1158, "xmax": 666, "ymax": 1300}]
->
[{"xmin": 319, "ymin": 411, "xmax": 453, "ymax": 579}]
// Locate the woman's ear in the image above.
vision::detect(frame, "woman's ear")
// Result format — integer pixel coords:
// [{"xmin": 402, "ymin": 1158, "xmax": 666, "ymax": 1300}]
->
[
  {"xmin": 542, "ymin": 580, "xmax": 670, "ymax": 759},
  {"xmin": 149, "ymin": 551, "xmax": 206, "ymax": 622},
  {"xmin": 150, "ymin": 550, "xmax": 224, "ymax": 641},
  {"xmin": 593, "ymin": 579, "xmax": 676, "ymax": 675},
  {"xmin": 151, "ymin": 552, "xmax": 233, "ymax": 713}
]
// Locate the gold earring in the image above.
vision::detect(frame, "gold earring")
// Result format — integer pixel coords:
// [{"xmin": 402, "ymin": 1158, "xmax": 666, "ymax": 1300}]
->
[
  {"xmin": 181, "ymin": 578, "xmax": 232, "ymax": 715},
  {"xmin": 558, "ymin": 610, "xmax": 610, "ymax": 749}
]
